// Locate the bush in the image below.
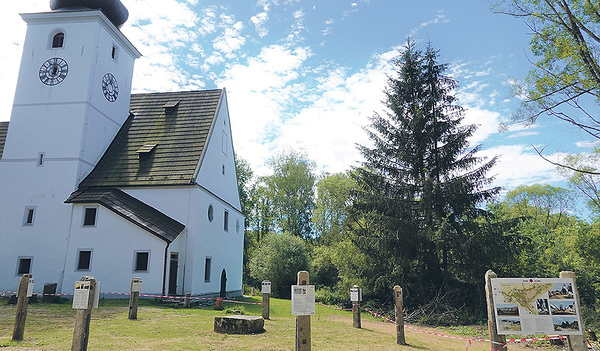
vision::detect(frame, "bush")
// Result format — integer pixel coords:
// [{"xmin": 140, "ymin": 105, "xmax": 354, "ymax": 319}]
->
[
  {"xmin": 249, "ymin": 232, "xmax": 310, "ymax": 298},
  {"xmin": 315, "ymin": 286, "xmax": 348, "ymax": 306}
]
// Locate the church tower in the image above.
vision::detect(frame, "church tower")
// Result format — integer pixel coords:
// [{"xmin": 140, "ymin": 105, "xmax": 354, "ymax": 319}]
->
[
  {"xmin": 0, "ymin": 0, "xmax": 140, "ymax": 292},
  {"xmin": 3, "ymin": 0, "xmax": 141, "ymax": 184}
]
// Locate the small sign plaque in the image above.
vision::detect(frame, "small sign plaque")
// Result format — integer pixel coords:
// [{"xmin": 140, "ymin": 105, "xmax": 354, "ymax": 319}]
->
[
  {"xmin": 262, "ymin": 281, "xmax": 271, "ymax": 294},
  {"xmin": 26, "ymin": 278, "xmax": 34, "ymax": 298},
  {"xmin": 93, "ymin": 281, "xmax": 101, "ymax": 309},
  {"xmin": 291, "ymin": 285, "xmax": 315, "ymax": 316},
  {"xmin": 350, "ymin": 287, "xmax": 361, "ymax": 302},
  {"xmin": 73, "ymin": 281, "xmax": 91, "ymax": 309},
  {"xmin": 131, "ymin": 278, "xmax": 143, "ymax": 293}
]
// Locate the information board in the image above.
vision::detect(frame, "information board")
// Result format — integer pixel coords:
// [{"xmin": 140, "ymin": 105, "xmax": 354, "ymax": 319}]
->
[
  {"xmin": 262, "ymin": 281, "xmax": 271, "ymax": 294},
  {"xmin": 131, "ymin": 278, "xmax": 143, "ymax": 293},
  {"xmin": 291, "ymin": 285, "xmax": 315, "ymax": 316},
  {"xmin": 26, "ymin": 278, "xmax": 34, "ymax": 298},
  {"xmin": 72, "ymin": 281, "xmax": 91, "ymax": 309},
  {"xmin": 350, "ymin": 287, "xmax": 361, "ymax": 302},
  {"xmin": 491, "ymin": 278, "xmax": 583, "ymax": 335}
]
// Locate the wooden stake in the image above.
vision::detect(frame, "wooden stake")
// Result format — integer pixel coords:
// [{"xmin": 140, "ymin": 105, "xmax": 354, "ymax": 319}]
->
[
  {"xmin": 559, "ymin": 271, "xmax": 587, "ymax": 351},
  {"xmin": 485, "ymin": 270, "xmax": 507, "ymax": 351},
  {"xmin": 128, "ymin": 278, "xmax": 142, "ymax": 320},
  {"xmin": 12, "ymin": 274, "xmax": 31, "ymax": 341},
  {"xmin": 183, "ymin": 292, "xmax": 191, "ymax": 308},
  {"xmin": 352, "ymin": 285, "xmax": 361, "ymax": 328},
  {"xmin": 71, "ymin": 276, "xmax": 96, "ymax": 351},
  {"xmin": 393, "ymin": 285, "xmax": 406, "ymax": 345},
  {"xmin": 262, "ymin": 292, "xmax": 270, "ymax": 319},
  {"xmin": 295, "ymin": 271, "xmax": 311, "ymax": 351}
]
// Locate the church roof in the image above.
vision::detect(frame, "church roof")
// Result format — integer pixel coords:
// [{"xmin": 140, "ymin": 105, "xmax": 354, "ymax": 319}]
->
[
  {"xmin": 78, "ymin": 89, "xmax": 223, "ymax": 188},
  {"xmin": 65, "ymin": 188, "xmax": 185, "ymax": 243}
]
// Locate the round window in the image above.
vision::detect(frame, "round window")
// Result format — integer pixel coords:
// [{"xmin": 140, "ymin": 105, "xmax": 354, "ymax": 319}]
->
[{"xmin": 208, "ymin": 205, "xmax": 214, "ymax": 222}]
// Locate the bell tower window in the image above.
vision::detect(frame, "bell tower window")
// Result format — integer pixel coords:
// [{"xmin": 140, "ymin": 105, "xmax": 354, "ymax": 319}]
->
[{"xmin": 52, "ymin": 32, "xmax": 65, "ymax": 48}]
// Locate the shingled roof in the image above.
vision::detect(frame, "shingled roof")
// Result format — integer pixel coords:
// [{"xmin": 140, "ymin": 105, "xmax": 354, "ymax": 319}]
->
[
  {"xmin": 65, "ymin": 188, "xmax": 185, "ymax": 242},
  {"xmin": 79, "ymin": 89, "xmax": 223, "ymax": 188},
  {"xmin": 0, "ymin": 122, "xmax": 8, "ymax": 160}
]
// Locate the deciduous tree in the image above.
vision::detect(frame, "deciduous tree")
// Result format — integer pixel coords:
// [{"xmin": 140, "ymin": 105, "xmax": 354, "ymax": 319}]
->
[
  {"xmin": 493, "ymin": 0, "xmax": 600, "ymax": 142},
  {"xmin": 264, "ymin": 150, "xmax": 316, "ymax": 239}
]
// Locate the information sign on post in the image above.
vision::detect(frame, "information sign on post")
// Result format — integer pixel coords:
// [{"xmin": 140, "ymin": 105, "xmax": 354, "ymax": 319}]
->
[
  {"xmin": 490, "ymin": 277, "xmax": 584, "ymax": 335},
  {"xmin": 350, "ymin": 286, "xmax": 362, "ymax": 302},
  {"xmin": 261, "ymin": 281, "xmax": 271, "ymax": 294},
  {"xmin": 26, "ymin": 278, "xmax": 34, "ymax": 298},
  {"xmin": 291, "ymin": 285, "xmax": 315, "ymax": 316},
  {"xmin": 92, "ymin": 281, "xmax": 101, "ymax": 309},
  {"xmin": 72, "ymin": 281, "xmax": 91, "ymax": 309},
  {"xmin": 131, "ymin": 278, "xmax": 143, "ymax": 293}
]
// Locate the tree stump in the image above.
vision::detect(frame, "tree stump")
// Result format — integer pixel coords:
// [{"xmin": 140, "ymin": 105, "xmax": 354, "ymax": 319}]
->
[{"xmin": 214, "ymin": 315, "xmax": 264, "ymax": 334}]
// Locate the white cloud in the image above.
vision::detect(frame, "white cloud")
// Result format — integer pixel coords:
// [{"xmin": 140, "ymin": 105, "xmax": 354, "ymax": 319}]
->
[
  {"xmin": 462, "ymin": 107, "xmax": 501, "ymax": 145},
  {"xmin": 213, "ymin": 20, "xmax": 246, "ymax": 57},
  {"xmin": 215, "ymin": 44, "xmax": 312, "ymax": 174},
  {"xmin": 218, "ymin": 43, "xmax": 397, "ymax": 176},
  {"xmin": 251, "ymin": 4, "xmax": 270, "ymax": 38},
  {"xmin": 480, "ymin": 144, "xmax": 563, "ymax": 189},
  {"xmin": 121, "ymin": 0, "xmax": 201, "ymax": 93},
  {"xmin": 197, "ymin": 7, "xmax": 218, "ymax": 36},
  {"xmin": 410, "ymin": 11, "xmax": 449, "ymax": 36},
  {"xmin": 508, "ymin": 130, "xmax": 539, "ymax": 138},
  {"xmin": 575, "ymin": 139, "xmax": 600, "ymax": 149},
  {"xmin": 0, "ymin": 1, "xmax": 48, "ymax": 121}
]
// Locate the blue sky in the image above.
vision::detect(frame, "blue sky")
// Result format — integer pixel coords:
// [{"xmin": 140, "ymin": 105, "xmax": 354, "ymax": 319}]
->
[{"xmin": 1, "ymin": 0, "xmax": 597, "ymax": 214}]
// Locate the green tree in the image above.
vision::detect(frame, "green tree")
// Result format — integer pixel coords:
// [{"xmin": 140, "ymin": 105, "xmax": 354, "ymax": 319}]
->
[
  {"xmin": 504, "ymin": 184, "xmax": 576, "ymax": 229},
  {"xmin": 312, "ymin": 172, "xmax": 355, "ymax": 245},
  {"xmin": 264, "ymin": 150, "xmax": 317, "ymax": 239},
  {"xmin": 492, "ymin": 0, "xmax": 600, "ymax": 140},
  {"xmin": 235, "ymin": 156, "xmax": 255, "ymax": 224},
  {"xmin": 351, "ymin": 40, "xmax": 500, "ymax": 308},
  {"xmin": 249, "ymin": 232, "xmax": 310, "ymax": 298},
  {"xmin": 560, "ymin": 148, "xmax": 600, "ymax": 215}
]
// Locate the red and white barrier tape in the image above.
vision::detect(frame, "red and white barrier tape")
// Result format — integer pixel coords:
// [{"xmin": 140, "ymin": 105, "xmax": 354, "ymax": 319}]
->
[
  {"xmin": 1, "ymin": 290, "xmax": 261, "ymax": 306},
  {"xmin": 349, "ymin": 306, "xmax": 569, "ymax": 350}
]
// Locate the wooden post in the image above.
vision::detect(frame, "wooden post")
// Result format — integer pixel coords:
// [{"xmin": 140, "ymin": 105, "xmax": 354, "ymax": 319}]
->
[
  {"xmin": 12, "ymin": 274, "xmax": 31, "ymax": 341},
  {"xmin": 296, "ymin": 271, "xmax": 311, "ymax": 351},
  {"xmin": 485, "ymin": 270, "xmax": 507, "ymax": 351},
  {"xmin": 559, "ymin": 271, "xmax": 587, "ymax": 351},
  {"xmin": 183, "ymin": 292, "xmax": 191, "ymax": 308},
  {"xmin": 71, "ymin": 276, "xmax": 96, "ymax": 351},
  {"xmin": 128, "ymin": 278, "xmax": 142, "ymax": 320},
  {"xmin": 393, "ymin": 285, "xmax": 406, "ymax": 345},
  {"xmin": 262, "ymin": 281, "xmax": 271, "ymax": 319},
  {"xmin": 351, "ymin": 285, "xmax": 361, "ymax": 328}
]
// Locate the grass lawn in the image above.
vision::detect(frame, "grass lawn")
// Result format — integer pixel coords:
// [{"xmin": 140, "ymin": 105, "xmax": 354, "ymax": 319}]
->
[{"xmin": 0, "ymin": 296, "xmax": 574, "ymax": 350}]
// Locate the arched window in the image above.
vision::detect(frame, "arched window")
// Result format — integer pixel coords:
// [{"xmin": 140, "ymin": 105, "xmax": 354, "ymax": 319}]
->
[{"xmin": 52, "ymin": 32, "xmax": 64, "ymax": 48}]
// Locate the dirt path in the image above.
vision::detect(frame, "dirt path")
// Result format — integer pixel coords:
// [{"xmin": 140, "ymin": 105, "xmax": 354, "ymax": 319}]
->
[{"xmin": 329, "ymin": 315, "xmax": 573, "ymax": 351}]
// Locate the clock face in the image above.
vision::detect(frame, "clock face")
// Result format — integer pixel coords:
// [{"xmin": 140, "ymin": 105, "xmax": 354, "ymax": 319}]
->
[
  {"xmin": 39, "ymin": 57, "xmax": 68, "ymax": 86},
  {"xmin": 102, "ymin": 73, "xmax": 119, "ymax": 102}
]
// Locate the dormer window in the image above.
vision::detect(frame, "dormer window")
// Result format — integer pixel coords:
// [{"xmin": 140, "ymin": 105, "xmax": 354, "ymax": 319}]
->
[
  {"xmin": 137, "ymin": 144, "xmax": 157, "ymax": 161},
  {"xmin": 163, "ymin": 100, "xmax": 180, "ymax": 114},
  {"xmin": 52, "ymin": 32, "xmax": 64, "ymax": 48}
]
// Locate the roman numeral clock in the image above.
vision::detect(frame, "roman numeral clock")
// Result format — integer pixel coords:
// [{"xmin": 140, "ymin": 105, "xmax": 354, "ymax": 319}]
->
[
  {"xmin": 102, "ymin": 73, "xmax": 119, "ymax": 102},
  {"xmin": 38, "ymin": 57, "xmax": 68, "ymax": 86}
]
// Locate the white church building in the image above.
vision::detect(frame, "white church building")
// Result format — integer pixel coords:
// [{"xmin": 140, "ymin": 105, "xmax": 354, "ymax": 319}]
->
[{"xmin": 0, "ymin": 0, "xmax": 244, "ymax": 298}]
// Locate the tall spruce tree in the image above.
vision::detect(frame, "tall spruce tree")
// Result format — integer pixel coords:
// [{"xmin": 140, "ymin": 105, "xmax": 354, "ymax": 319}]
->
[{"xmin": 351, "ymin": 40, "xmax": 500, "ymax": 307}]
